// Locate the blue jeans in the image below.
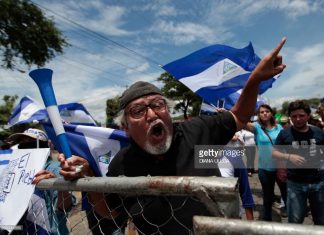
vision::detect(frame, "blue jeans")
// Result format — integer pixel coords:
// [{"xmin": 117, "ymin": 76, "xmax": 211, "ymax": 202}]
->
[
  {"xmin": 287, "ymin": 179, "xmax": 324, "ymax": 225},
  {"xmin": 258, "ymin": 169, "xmax": 276, "ymax": 221}
]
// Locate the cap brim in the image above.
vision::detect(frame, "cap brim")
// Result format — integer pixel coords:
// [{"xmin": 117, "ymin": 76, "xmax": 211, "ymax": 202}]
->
[{"xmin": 9, "ymin": 133, "xmax": 40, "ymax": 142}]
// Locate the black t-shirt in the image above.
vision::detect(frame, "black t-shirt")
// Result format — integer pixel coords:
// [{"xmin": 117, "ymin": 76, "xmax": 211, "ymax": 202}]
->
[
  {"xmin": 105, "ymin": 112, "xmax": 236, "ymax": 234},
  {"xmin": 275, "ymin": 125, "xmax": 324, "ymax": 183}
]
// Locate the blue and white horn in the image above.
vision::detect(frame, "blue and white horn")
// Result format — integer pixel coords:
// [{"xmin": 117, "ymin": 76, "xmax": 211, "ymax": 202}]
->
[{"xmin": 29, "ymin": 68, "xmax": 72, "ymax": 158}]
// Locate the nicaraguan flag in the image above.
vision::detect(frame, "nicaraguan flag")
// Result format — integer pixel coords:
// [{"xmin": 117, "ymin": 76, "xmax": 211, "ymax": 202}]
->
[
  {"xmin": 43, "ymin": 123, "xmax": 129, "ymax": 176},
  {"xmin": 216, "ymin": 89, "xmax": 266, "ymax": 110},
  {"xmin": 8, "ymin": 96, "xmax": 47, "ymax": 127},
  {"xmin": 25, "ymin": 189, "xmax": 51, "ymax": 235},
  {"xmin": 200, "ymin": 102, "xmax": 217, "ymax": 115},
  {"xmin": 163, "ymin": 43, "xmax": 279, "ymax": 105},
  {"xmin": 58, "ymin": 102, "xmax": 97, "ymax": 126},
  {"xmin": 200, "ymin": 90, "xmax": 265, "ymax": 114},
  {"xmin": 8, "ymin": 96, "xmax": 97, "ymax": 127}
]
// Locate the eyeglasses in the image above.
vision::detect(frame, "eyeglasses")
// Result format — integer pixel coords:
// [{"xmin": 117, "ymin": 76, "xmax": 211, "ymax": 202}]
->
[{"xmin": 126, "ymin": 99, "xmax": 166, "ymax": 119}]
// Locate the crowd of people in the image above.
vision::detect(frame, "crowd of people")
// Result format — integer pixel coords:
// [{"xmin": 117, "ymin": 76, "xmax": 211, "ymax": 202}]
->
[{"xmin": 1, "ymin": 38, "xmax": 324, "ymax": 234}]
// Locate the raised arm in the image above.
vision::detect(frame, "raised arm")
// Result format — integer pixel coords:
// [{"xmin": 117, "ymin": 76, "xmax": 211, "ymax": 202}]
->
[{"xmin": 231, "ymin": 38, "xmax": 286, "ymax": 130}]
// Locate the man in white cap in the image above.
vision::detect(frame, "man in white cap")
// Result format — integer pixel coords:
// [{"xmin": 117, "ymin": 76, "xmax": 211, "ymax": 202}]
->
[{"xmin": 9, "ymin": 128, "xmax": 49, "ymax": 149}]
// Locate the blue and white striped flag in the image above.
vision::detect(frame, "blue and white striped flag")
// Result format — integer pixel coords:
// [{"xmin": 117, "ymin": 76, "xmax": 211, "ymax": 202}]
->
[
  {"xmin": 25, "ymin": 189, "xmax": 51, "ymax": 235},
  {"xmin": 8, "ymin": 96, "xmax": 48, "ymax": 127},
  {"xmin": 200, "ymin": 91, "xmax": 265, "ymax": 115},
  {"xmin": 43, "ymin": 123, "xmax": 129, "ymax": 176},
  {"xmin": 8, "ymin": 96, "xmax": 97, "ymax": 127},
  {"xmin": 57, "ymin": 102, "xmax": 97, "ymax": 126},
  {"xmin": 200, "ymin": 102, "xmax": 217, "ymax": 115},
  {"xmin": 163, "ymin": 43, "xmax": 279, "ymax": 105},
  {"xmin": 202, "ymin": 89, "xmax": 266, "ymax": 112}
]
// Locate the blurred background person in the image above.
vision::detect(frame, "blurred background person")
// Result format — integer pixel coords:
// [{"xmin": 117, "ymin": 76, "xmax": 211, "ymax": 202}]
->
[
  {"xmin": 241, "ymin": 128, "xmax": 257, "ymax": 176},
  {"xmin": 309, "ymin": 113, "xmax": 323, "ymax": 130}
]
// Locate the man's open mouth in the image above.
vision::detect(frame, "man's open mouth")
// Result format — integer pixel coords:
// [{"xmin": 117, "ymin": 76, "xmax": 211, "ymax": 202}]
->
[{"xmin": 151, "ymin": 122, "xmax": 164, "ymax": 138}]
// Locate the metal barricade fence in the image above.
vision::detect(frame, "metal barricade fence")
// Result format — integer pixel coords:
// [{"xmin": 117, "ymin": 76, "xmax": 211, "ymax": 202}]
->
[
  {"xmin": 31, "ymin": 176, "xmax": 239, "ymax": 235},
  {"xmin": 24, "ymin": 176, "xmax": 324, "ymax": 235},
  {"xmin": 193, "ymin": 216, "xmax": 324, "ymax": 235}
]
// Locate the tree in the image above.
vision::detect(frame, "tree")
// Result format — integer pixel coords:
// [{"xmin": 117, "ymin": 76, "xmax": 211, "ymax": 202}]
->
[
  {"xmin": 280, "ymin": 101, "xmax": 289, "ymax": 115},
  {"xmin": 0, "ymin": 0, "xmax": 68, "ymax": 70},
  {"xmin": 157, "ymin": 72, "xmax": 202, "ymax": 119},
  {"xmin": 106, "ymin": 96, "xmax": 120, "ymax": 128},
  {"xmin": 0, "ymin": 95, "xmax": 18, "ymax": 125}
]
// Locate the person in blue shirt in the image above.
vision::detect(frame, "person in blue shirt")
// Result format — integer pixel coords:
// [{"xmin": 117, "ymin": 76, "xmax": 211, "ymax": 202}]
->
[{"xmin": 246, "ymin": 105, "xmax": 286, "ymax": 221}]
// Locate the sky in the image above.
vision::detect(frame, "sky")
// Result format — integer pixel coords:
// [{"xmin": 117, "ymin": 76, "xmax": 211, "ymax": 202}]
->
[{"xmin": 1, "ymin": 0, "xmax": 324, "ymax": 124}]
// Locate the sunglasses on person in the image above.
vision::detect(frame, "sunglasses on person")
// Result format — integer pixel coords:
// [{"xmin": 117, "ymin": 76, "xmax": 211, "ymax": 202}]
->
[
  {"xmin": 18, "ymin": 139, "xmax": 48, "ymax": 149},
  {"xmin": 126, "ymin": 98, "xmax": 167, "ymax": 119},
  {"xmin": 18, "ymin": 137, "xmax": 48, "ymax": 149}
]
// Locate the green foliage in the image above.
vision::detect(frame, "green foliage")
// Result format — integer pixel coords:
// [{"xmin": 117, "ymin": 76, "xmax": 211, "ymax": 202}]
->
[
  {"xmin": 0, "ymin": 95, "xmax": 18, "ymax": 139},
  {"xmin": 157, "ymin": 72, "xmax": 202, "ymax": 119},
  {"xmin": 0, "ymin": 95, "xmax": 18, "ymax": 125},
  {"xmin": 0, "ymin": 0, "xmax": 68, "ymax": 70},
  {"xmin": 106, "ymin": 96, "xmax": 120, "ymax": 128},
  {"xmin": 280, "ymin": 101, "xmax": 289, "ymax": 115},
  {"xmin": 305, "ymin": 98, "xmax": 322, "ymax": 108}
]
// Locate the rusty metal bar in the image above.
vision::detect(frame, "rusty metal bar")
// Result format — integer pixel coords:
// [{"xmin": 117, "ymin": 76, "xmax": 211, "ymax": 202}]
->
[
  {"xmin": 36, "ymin": 176, "xmax": 237, "ymax": 196},
  {"xmin": 193, "ymin": 216, "xmax": 324, "ymax": 235},
  {"xmin": 36, "ymin": 176, "xmax": 239, "ymax": 217}
]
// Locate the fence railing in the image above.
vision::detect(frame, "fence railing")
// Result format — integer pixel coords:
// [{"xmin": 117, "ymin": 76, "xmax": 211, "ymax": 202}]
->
[
  {"xmin": 193, "ymin": 216, "xmax": 324, "ymax": 235},
  {"xmin": 33, "ymin": 176, "xmax": 239, "ymax": 234},
  {"xmin": 21, "ymin": 176, "xmax": 324, "ymax": 235}
]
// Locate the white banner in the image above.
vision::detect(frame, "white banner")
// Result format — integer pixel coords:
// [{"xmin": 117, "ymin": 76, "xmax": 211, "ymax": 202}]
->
[{"xmin": 0, "ymin": 149, "xmax": 49, "ymax": 234}]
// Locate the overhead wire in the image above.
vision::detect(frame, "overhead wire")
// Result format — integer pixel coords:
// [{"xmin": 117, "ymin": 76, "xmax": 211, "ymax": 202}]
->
[
  {"xmin": 25, "ymin": 1, "xmax": 167, "ymax": 106},
  {"xmin": 0, "ymin": 68, "xmax": 40, "ymax": 99},
  {"xmin": 31, "ymin": 1, "xmax": 163, "ymax": 68},
  {"xmin": 70, "ymin": 43, "xmax": 161, "ymax": 77},
  {"xmin": 59, "ymin": 55, "xmax": 134, "ymax": 84}
]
